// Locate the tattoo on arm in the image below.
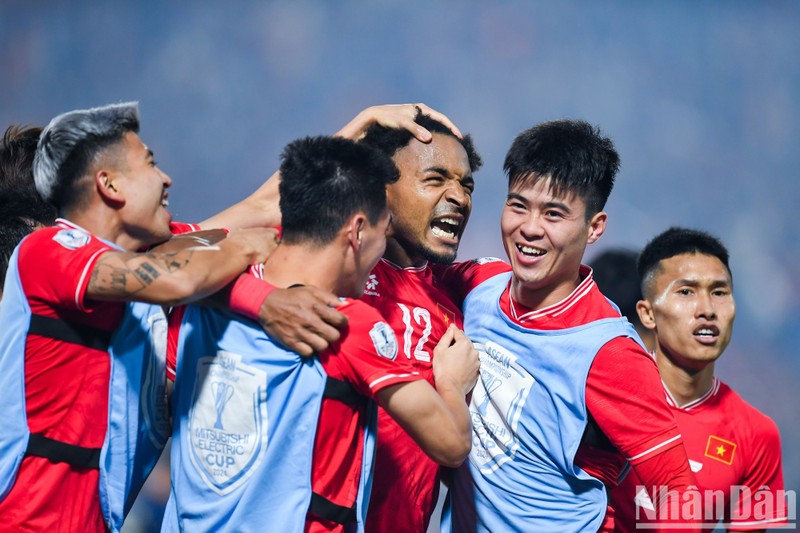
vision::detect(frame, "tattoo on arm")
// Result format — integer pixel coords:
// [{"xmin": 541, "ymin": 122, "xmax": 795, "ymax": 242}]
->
[
  {"xmin": 134, "ymin": 262, "xmax": 160, "ymax": 285},
  {"xmin": 89, "ymin": 262, "xmax": 148, "ymax": 297},
  {"xmin": 147, "ymin": 251, "xmax": 191, "ymax": 273},
  {"xmin": 88, "ymin": 250, "xmax": 195, "ymax": 298}
]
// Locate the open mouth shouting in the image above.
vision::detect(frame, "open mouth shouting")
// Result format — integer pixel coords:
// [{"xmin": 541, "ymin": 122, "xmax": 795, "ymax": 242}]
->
[{"xmin": 430, "ymin": 215, "xmax": 463, "ymax": 243}]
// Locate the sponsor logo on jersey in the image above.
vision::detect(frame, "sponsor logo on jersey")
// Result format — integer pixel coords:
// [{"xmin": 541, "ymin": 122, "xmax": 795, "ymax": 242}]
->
[
  {"xmin": 468, "ymin": 341, "xmax": 536, "ymax": 474},
  {"xmin": 634, "ymin": 486, "xmax": 656, "ymax": 511},
  {"xmin": 363, "ymin": 274, "xmax": 380, "ymax": 297},
  {"xmin": 52, "ymin": 228, "xmax": 90, "ymax": 250},
  {"xmin": 369, "ymin": 321, "xmax": 398, "ymax": 360},
  {"xmin": 689, "ymin": 459, "xmax": 703, "ymax": 472},
  {"xmin": 704, "ymin": 435, "xmax": 736, "ymax": 465},
  {"xmin": 188, "ymin": 351, "xmax": 268, "ymax": 495}
]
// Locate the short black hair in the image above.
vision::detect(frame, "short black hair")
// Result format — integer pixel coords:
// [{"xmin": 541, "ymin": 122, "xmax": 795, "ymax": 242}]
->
[
  {"xmin": 0, "ymin": 191, "xmax": 56, "ymax": 282},
  {"xmin": 590, "ymin": 248, "xmax": 642, "ymax": 325},
  {"xmin": 0, "ymin": 125, "xmax": 58, "ymax": 283},
  {"xmin": 279, "ymin": 135, "xmax": 399, "ymax": 245},
  {"xmin": 1, "ymin": 125, "xmax": 45, "ymax": 195},
  {"xmin": 638, "ymin": 227, "xmax": 731, "ymax": 297},
  {"xmin": 503, "ymin": 120, "xmax": 620, "ymax": 218},
  {"xmin": 360, "ymin": 111, "xmax": 482, "ymax": 173}
]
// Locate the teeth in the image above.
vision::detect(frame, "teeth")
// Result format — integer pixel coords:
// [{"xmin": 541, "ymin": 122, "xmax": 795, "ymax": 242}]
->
[
  {"xmin": 697, "ymin": 328, "xmax": 713, "ymax": 336},
  {"xmin": 439, "ymin": 217, "xmax": 459, "ymax": 227},
  {"xmin": 161, "ymin": 198, "xmax": 169, "ymax": 207},
  {"xmin": 517, "ymin": 244, "xmax": 544, "ymax": 256},
  {"xmin": 432, "ymin": 226, "xmax": 456, "ymax": 239}
]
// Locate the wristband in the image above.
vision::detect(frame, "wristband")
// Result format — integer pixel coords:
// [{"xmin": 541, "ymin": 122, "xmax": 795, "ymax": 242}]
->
[{"xmin": 227, "ymin": 273, "xmax": 276, "ymax": 320}]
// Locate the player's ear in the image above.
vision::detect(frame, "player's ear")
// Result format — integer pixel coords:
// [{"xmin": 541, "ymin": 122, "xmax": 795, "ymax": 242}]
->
[
  {"xmin": 348, "ymin": 214, "xmax": 366, "ymax": 251},
  {"xmin": 637, "ymin": 299, "xmax": 656, "ymax": 330},
  {"xmin": 586, "ymin": 211, "xmax": 606, "ymax": 244},
  {"xmin": 96, "ymin": 169, "xmax": 124, "ymax": 206}
]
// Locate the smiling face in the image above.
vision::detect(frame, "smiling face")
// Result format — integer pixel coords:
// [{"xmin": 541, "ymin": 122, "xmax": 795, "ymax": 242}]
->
[
  {"xmin": 501, "ymin": 177, "xmax": 606, "ymax": 310},
  {"xmin": 638, "ymin": 253, "xmax": 735, "ymax": 371},
  {"xmin": 110, "ymin": 132, "xmax": 173, "ymax": 247},
  {"xmin": 384, "ymin": 133, "xmax": 473, "ymax": 267}
]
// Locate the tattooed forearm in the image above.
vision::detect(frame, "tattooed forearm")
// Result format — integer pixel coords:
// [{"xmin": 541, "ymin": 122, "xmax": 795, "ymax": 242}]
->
[
  {"xmin": 146, "ymin": 251, "xmax": 192, "ymax": 273},
  {"xmin": 89, "ymin": 251, "xmax": 193, "ymax": 297},
  {"xmin": 89, "ymin": 262, "xmax": 147, "ymax": 296},
  {"xmin": 134, "ymin": 262, "xmax": 160, "ymax": 285}
]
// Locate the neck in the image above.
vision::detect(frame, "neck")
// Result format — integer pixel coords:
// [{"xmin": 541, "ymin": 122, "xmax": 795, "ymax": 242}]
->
[
  {"xmin": 655, "ymin": 350, "xmax": 716, "ymax": 407},
  {"xmin": 64, "ymin": 208, "xmax": 148, "ymax": 252},
  {"xmin": 262, "ymin": 242, "xmax": 343, "ymax": 294},
  {"xmin": 383, "ymin": 237, "xmax": 426, "ymax": 269}
]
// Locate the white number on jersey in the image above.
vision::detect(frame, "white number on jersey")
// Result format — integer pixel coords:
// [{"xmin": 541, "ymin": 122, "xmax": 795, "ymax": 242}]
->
[{"xmin": 397, "ymin": 303, "xmax": 432, "ymax": 362}]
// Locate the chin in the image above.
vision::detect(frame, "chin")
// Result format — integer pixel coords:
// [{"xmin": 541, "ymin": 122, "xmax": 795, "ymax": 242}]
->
[{"xmin": 423, "ymin": 245, "xmax": 458, "ymax": 265}]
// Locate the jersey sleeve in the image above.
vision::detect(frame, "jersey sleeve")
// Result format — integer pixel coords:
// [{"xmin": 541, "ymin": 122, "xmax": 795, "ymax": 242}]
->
[
  {"xmin": 586, "ymin": 337, "xmax": 684, "ymax": 464},
  {"xmin": 19, "ymin": 227, "xmax": 113, "ymax": 312},
  {"xmin": 433, "ymin": 258, "xmax": 511, "ymax": 307},
  {"xmin": 168, "ymin": 221, "xmax": 202, "ymax": 235},
  {"xmin": 728, "ymin": 416, "xmax": 787, "ymax": 529},
  {"xmin": 320, "ymin": 299, "xmax": 422, "ymax": 398}
]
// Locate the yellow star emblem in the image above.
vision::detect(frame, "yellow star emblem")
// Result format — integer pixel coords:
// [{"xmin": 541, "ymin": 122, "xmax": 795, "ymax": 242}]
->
[{"xmin": 705, "ymin": 435, "xmax": 736, "ymax": 465}]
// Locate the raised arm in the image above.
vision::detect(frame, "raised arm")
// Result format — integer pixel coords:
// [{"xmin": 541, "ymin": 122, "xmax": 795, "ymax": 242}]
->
[
  {"xmin": 377, "ymin": 325, "xmax": 479, "ymax": 467},
  {"xmin": 334, "ymin": 103, "xmax": 463, "ymax": 141},
  {"xmin": 198, "ymin": 103, "xmax": 463, "ymax": 231},
  {"xmin": 86, "ymin": 227, "xmax": 277, "ymax": 306}
]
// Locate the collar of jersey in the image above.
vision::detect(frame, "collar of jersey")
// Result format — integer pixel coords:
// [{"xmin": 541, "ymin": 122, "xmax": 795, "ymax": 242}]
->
[
  {"xmin": 510, "ymin": 264, "xmax": 595, "ymax": 322},
  {"xmin": 663, "ymin": 376, "xmax": 720, "ymax": 411},
  {"xmin": 378, "ymin": 257, "xmax": 429, "ymax": 272}
]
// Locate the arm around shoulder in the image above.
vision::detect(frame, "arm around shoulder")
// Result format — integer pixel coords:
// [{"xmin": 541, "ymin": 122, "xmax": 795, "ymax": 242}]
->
[{"xmin": 86, "ymin": 227, "xmax": 277, "ymax": 306}]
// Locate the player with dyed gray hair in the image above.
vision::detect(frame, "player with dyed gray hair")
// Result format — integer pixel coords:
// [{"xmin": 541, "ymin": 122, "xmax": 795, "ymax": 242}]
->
[{"xmin": 0, "ymin": 102, "xmax": 276, "ymax": 532}]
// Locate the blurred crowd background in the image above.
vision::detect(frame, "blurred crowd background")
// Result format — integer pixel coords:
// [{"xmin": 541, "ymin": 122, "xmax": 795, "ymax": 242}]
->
[{"xmin": 2, "ymin": 1, "xmax": 797, "ymax": 531}]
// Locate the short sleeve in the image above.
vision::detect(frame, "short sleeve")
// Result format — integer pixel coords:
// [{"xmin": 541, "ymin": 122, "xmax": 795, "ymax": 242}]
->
[
  {"xmin": 586, "ymin": 337, "xmax": 683, "ymax": 464},
  {"xmin": 319, "ymin": 299, "xmax": 422, "ymax": 398},
  {"xmin": 432, "ymin": 258, "xmax": 511, "ymax": 307},
  {"xmin": 19, "ymin": 227, "xmax": 112, "ymax": 312}
]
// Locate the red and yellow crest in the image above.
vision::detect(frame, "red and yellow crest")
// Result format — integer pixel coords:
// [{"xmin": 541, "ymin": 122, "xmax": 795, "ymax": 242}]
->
[{"xmin": 704, "ymin": 435, "xmax": 736, "ymax": 465}]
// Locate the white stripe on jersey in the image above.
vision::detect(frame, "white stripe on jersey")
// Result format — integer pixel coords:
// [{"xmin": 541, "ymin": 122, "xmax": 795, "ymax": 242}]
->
[
  {"xmin": 369, "ymin": 372, "xmax": 420, "ymax": 390},
  {"xmin": 627, "ymin": 433, "xmax": 682, "ymax": 462}
]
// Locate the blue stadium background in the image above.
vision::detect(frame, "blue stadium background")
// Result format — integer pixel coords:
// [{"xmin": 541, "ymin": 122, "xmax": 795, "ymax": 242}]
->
[{"xmin": 2, "ymin": 1, "xmax": 797, "ymax": 530}]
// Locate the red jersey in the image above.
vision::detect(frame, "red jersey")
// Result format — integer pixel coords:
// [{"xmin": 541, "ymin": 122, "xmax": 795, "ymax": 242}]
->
[
  {"xmin": 307, "ymin": 298, "xmax": 422, "ymax": 532},
  {"xmin": 0, "ymin": 219, "xmax": 197, "ymax": 532},
  {"xmin": 0, "ymin": 220, "xmax": 121, "ymax": 532},
  {"xmin": 611, "ymin": 378, "xmax": 787, "ymax": 531},
  {"xmin": 438, "ymin": 259, "xmax": 695, "ymax": 532},
  {"xmin": 362, "ymin": 258, "xmax": 501, "ymax": 533}
]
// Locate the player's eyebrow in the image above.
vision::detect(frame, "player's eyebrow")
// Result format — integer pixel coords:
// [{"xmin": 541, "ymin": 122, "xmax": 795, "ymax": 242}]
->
[
  {"xmin": 506, "ymin": 191, "xmax": 529, "ymax": 205},
  {"xmin": 673, "ymin": 277, "xmax": 731, "ymax": 288},
  {"xmin": 542, "ymin": 200, "xmax": 572, "ymax": 213},
  {"xmin": 424, "ymin": 166, "xmax": 451, "ymax": 176}
]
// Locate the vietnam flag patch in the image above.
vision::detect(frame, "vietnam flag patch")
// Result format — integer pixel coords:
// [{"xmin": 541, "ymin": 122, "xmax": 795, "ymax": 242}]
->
[
  {"xmin": 704, "ymin": 435, "xmax": 736, "ymax": 465},
  {"xmin": 437, "ymin": 303, "xmax": 457, "ymax": 327}
]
